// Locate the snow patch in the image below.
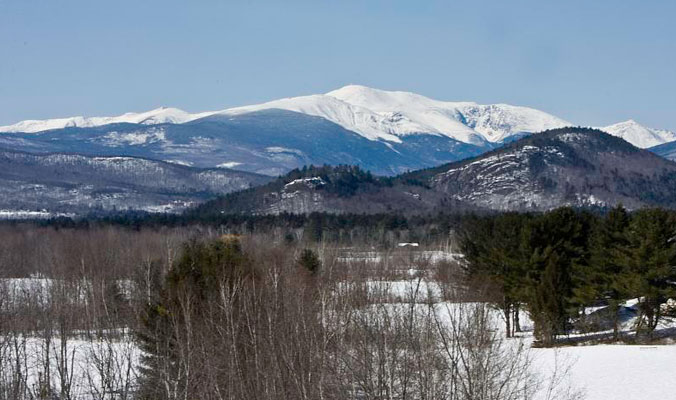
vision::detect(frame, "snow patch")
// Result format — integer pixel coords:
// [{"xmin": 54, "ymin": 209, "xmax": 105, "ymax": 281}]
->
[
  {"xmin": 165, "ymin": 159, "xmax": 193, "ymax": 166},
  {"xmin": 0, "ymin": 210, "xmax": 74, "ymax": 219},
  {"xmin": 217, "ymin": 161, "xmax": 243, "ymax": 169},
  {"xmin": 265, "ymin": 146, "xmax": 305, "ymax": 156},
  {"xmin": 99, "ymin": 127, "xmax": 167, "ymax": 147},
  {"xmin": 284, "ymin": 177, "xmax": 325, "ymax": 190}
]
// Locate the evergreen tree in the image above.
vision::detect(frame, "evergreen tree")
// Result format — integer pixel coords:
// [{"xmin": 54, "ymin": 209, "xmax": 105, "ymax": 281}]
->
[
  {"xmin": 619, "ymin": 208, "xmax": 676, "ymax": 339},
  {"xmin": 298, "ymin": 248, "xmax": 321, "ymax": 274},
  {"xmin": 459, "ymin": 213, "xmax": 530, "ymax": 337},
  {"xmin": 583, "ymin": 205, "xmax": 630, "ymax": 338},
  {"xmin": 137, "ymin": 236, "xmax": 255, "ymax": 399},
  {"xmin": 523, "ymin": 208, "xmax": 591, "ymax": 345},
  {"xmin": 531, "ymin": 250, "xmax": 570, "ymax": 345}
]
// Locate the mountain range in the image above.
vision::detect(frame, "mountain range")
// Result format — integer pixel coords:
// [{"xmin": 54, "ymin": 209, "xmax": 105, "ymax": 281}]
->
[
  {"xmin": 0, "ymin": 149, "xmax": 269, "ymax": 217},
  {"xmin": 2, "ymin": 86, "xmax": 676, "ymax": 216},
  {"xmin": 194, "ymin": 128, "xmax": 676, "ymax": 216},
  {"xmin": 2, "ymin": 85, "xmax": 675, "ymax": 177}
]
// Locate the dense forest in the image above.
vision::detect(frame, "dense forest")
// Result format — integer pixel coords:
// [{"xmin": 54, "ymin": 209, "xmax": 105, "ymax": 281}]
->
[{"xmin": 459, "ymin": 206, "xmax": 676, "ymax": 345}]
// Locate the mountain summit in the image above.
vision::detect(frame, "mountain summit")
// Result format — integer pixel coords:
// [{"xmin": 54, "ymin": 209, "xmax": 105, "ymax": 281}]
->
[
  {"xmin": 601, "ymin": 119, "xmax": 676, "ymax": 148},
  {"xmin": 219, "ymin": 85, "xmax": 571, "ymax": 145},
  {"xmin": 325, "ymin": 85, "xmax": 572, "ymax": 143}
]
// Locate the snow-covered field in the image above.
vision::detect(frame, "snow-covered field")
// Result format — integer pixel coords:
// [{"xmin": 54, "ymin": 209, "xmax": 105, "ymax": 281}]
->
[
  {"xmin": 5, "ymin": 315, "xmax": 671, "ymax": 399},
  {"xmin": 534, "ymin": 343, "xmax": 676, "ymax": 400},
  {"xmin": 0, "ymin": 335, "xmax": 139, "ymax": 399}
]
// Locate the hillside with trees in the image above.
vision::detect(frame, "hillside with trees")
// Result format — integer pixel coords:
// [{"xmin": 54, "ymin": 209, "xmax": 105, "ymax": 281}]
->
[{"xmin": 194, "ymin": 128, "xmax": 676, "ymax": 216}]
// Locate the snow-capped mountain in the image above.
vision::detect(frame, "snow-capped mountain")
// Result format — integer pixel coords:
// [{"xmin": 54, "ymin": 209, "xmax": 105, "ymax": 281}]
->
[
  {"xmin": 0, "ymin": 107, "xmax": 216, "ymax": 134},
  {"xmin": 0, "ymin": 85, "xmax": 571, "ymax": 146},
  {"xmin": 220, "ymin": 85, "xmax": 571, "ymax": 145},
  {"xmin": 4, "ymin": 86, "xmax": 675, "ymax": 150},
  {"xmin": 600, "ymin": 119, "xmax": 676, "ymax": 149},
  {"xmin": 325, "ymin": 85, "xmax": 572, "ymax": 143}
]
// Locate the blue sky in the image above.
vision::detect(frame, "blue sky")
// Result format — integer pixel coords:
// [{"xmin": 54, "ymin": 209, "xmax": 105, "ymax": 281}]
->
[{"xmin": 1, "ymin": 0, "xmax": 675, "ymax": 130}]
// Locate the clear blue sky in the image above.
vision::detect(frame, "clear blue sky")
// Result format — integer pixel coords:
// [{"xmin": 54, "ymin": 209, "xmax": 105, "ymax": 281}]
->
[{"xmin": 1, "ymin": 0, "xmax": 675, "ymax": 130}]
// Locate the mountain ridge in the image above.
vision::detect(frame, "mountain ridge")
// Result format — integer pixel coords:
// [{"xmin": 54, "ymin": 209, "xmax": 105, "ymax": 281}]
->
[
  {"xmin": 0, "ymin": 148, "xmax": 270, "ymax": 216},
  {"xmin": 193, "ymin": 127, "xmax": 676, "ymax": 216},
  {"xmin": 4, "ymin": 85, "xmax": 673, "ymax": 151},
  {"xmin": 1, "ymin": 86, "xmax": 675, "ymax": 178},
  {"xmin": 0, "ymin": 85, "xmax": 574, "ymax": 146}
]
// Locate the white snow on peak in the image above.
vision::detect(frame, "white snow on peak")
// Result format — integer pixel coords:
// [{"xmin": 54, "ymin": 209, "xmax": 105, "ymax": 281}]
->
[
  {"xmin": 600, "ymin": 119, "xmax": 676, "ymax": 148},
  {"xmin": 456, "ymin": 103, "xmax": 572, "ymax": 142},
  {"xmin": 222, "ymin": 94, "xmax": 406, "ymax": 143},
  {"xmin": 0, "ymin": 107, "xmax": 216, "ymax": 134},
  {"xmin": 0, "ymin": 85, "xmax": 577, "ymax": 145},
  {"xmin": 325, "ymin": 85, "xmax": 572, "ymax": 143},
  {"xmin": 327, "ymin": 84, "xmax": 472, "ymax": 111},
  {"xmin": 219, "ymin": 85, "xmax": 571, "ymax": 145}
]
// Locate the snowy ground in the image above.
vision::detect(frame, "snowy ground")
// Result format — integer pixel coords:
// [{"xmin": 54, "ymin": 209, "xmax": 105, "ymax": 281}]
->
[
  {"xmin": 365, "ymin": 261, "xmax": 676, "ymax": 400},
  {"xmin": 0, "ymin": 335, "xmax": 139, "ymax": 399},
  {"xmin": 534, "ymin": 343, "xmax": 676, "ymax": 400}
]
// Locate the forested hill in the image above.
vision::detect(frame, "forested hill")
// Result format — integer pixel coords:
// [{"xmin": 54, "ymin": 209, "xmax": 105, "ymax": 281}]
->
[
  {"xmin": 426, "ymin": 127, "xmax": 676, "ymax": 210},
  {"xmin": 189, "ymin": 164, "xmax": 476, "ymax": 217},
  {"xmin": 193, "ymin": 128, "xmax": 676, "ymax": 215},
  {"xmin": 0, "ymin": 149, "xmax": 271, "ymax": 215}
]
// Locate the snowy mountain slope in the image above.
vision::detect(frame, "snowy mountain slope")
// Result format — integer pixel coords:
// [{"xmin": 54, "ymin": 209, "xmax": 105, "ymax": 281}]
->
[
  {"xmin": 0, "ymin": 109, "xmax": 490, "ymax": 176},
  {"xmin": 0, "ymin": 107, "xmax": 216, "ymax": 134},
  {"xmin": 326, "ymin": 85, "xmax": 572, "ymax": 143},
  {"xmin": 221, "ymin": 94, "xmax": 410, "ymax": 143},
  {"xmin": 0, "ymin": 85, "xmax": 571, "ymax": 146},
  {"xmin": 4, "ymin": 86, "xmax": 676, "ymax": 151},
  {"xmin": 600, "ymin": 119, "xmax": 676, "ymax": 148},
  {"xmin": 3, "ymin": 85, "xmax": 676, "ymax": 175},
  {"xmin": 220, "ymin": 85, "xmax": 571, "ymax": 145},
  {"xmin": 456, "ymin": 103, "xmax": 571, "ymax": 142}
]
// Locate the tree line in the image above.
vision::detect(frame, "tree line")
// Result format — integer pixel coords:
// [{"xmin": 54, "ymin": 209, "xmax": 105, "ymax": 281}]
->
[
  {"xmin": 459, "ymin": 206, "xmax": 676, "ymax": 345},
  {"xmin": 32, "ymin": 210, "xmax": 470, "ymax": 248}
]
